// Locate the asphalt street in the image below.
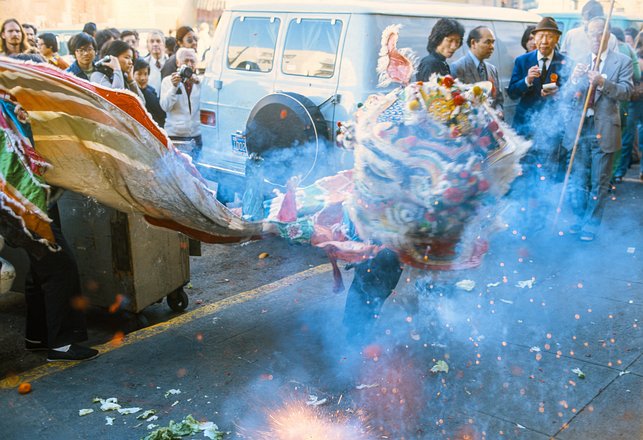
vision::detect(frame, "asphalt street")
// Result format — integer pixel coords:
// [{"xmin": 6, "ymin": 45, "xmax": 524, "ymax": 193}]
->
[{"xmin": 0, "ymin": 170, "xmax": 641, "ymax": 439}]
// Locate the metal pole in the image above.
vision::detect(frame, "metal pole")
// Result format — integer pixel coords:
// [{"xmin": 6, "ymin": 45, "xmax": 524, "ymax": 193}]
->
[{"xmin": 552, "ymin": 0, "xmax": 616, "ymax": 230}]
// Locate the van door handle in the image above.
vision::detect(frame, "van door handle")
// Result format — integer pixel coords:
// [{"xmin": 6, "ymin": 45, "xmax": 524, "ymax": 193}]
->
[{"xmin": 213, "ymin": 80, "xmax": 223, "ymax": 90}]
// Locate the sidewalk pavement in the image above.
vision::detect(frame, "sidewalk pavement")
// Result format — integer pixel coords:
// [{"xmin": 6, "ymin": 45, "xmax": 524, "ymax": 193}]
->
[{"xmin": 0, "ymin": 175, "xmax": 641, "ymax": 439}]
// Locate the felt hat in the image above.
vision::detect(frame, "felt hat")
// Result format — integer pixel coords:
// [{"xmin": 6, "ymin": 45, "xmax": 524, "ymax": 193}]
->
[{"xmin": 531, "ymin": 17, "xmax": 562, "ymax": 35}]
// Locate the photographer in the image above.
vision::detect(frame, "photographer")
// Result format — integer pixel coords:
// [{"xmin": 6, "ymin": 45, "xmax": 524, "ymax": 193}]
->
[
  {"xmin": 160, "ymin": 47, "xmax": 202, "ymax": 160},
  {"xmin": 90, "ymin": 40, "xmax": 145, "ymax": 102}
]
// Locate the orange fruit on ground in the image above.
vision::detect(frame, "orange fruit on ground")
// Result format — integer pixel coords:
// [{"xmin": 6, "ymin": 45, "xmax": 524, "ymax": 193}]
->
[{"xmin": 18, "ymin": 382, "xmax": 31, "ymax": 394}]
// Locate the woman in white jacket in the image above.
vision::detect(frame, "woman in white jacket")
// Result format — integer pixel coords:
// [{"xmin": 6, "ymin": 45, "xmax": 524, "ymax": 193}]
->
[{"xmin": 160, "ymin": 47, "xmax": 201, "ymax": 160}]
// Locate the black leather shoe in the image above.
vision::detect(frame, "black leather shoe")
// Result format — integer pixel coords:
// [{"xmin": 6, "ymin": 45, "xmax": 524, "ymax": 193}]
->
[
  {"xmin": 25, "ymin": 340, "xmax": 48, "ymax": 351},
  {"xmin": 47, "ymin": 344, "xmax": 99, "ymax": 362}
]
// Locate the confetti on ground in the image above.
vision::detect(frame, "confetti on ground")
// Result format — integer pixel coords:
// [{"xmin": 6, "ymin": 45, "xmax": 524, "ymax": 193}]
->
[
  {"xmin": 97, "ymin": 398, "xmax": 121, "ymax": 412},
  {"xmin": 619, "ymin": 371, "xmax": 631, "ymax": 376},
  {"xmin": 137, "ymin": 410, "xmax": 157, "ymax": 420},
  {"xmin": 118, "ymin": 407, "xmax": 142, "ymax": 415},
  {"xmin": 455, "ymin": 279, "xmax": 476, "ymax": 291},
  {"xmin": 430, "ymin": 360, "xmax": 449, "ymax": 374},
  {"xmin": 105, "ymin": 416, "xmax": 114, "ymax": 426},
  {"xmin": 487, "ymin": 282, "xmax": 501, "ymax": 287},
  {"xmin": 500, "ymin": 299, "xmax": 514, "ymax": 304},
  {"xmin": 171, "ymin": 400, "xmax": 180, "ymax": 407},
  {"xmin": 530, "ymin": 346, "xmax": 541, "ymax": 352},
  {"xmin": 626, "ymin": 247, "xmax": 635, "ymax": 254},
  {"xmin": 164, "ymin": 389, "xmax": 181, "ymax": 398},
  {"xmin": 572, "ymin": 368, "xmax": 586, "ymax": 379},
  {"xmin": 516, "ymin": 278, "xmax": 535, "ymax": 289},
  {"xmin": 356, "ymin": 383, "xmax": 379, "ymax": 390},
  {"xmin": 79, "ymin": 409, "xmax": 94, "ymax": 416}
]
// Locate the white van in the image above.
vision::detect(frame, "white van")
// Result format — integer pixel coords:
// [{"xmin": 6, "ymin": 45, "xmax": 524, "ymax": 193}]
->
[{"xmin": 198, "ymin": 0, "xmax": 541, "ymax": 194}]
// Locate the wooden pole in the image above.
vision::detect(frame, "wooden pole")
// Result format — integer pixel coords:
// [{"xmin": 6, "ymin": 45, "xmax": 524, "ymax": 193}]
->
[{"xmin": 552, "ymin": 0, "xmax": 616, "ymax": 230}]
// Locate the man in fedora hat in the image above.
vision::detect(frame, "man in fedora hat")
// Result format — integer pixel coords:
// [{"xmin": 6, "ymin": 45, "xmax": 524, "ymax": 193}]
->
[{"xmin": 508, "ymin": 17, "xmax": 570, "ymax": 230}]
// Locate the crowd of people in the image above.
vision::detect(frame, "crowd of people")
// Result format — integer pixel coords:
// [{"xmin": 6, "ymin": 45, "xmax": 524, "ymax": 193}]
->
[
  {"xmin": 0, "ymin": 20, "xmax": 204, "ymax": 160},
  {"xmin": 0, "ymin": 0, "xmax": 641, "ymax": 354}
]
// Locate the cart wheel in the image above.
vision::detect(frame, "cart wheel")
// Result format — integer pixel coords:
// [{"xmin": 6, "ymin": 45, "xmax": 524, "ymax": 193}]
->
[{"xmin": 167, "ymin": 289, "xmax": 189, "ymax": 312}]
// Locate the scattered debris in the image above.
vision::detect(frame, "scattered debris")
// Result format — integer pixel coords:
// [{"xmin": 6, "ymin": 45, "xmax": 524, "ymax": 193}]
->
[
  {"xmin": 571, "ymin": 368, "xmax": 586, "ymax": 379},
  {"xmin": 258, "ymin": 252, "xmax": 269, "ymax": 259},
  {"xmin": 430, "ymin": 360, "xmax": 449, "ymax": 374},
  {"xmin": 105, "ymin": 416, "xmax": 114, "ymax": 426},
  {"xmin": 118, "ymin": 407, "xmax": 142, "ymax": 415},
  {"xmin": 486, "ymin": 282, "xmax": 501, "ymax": 287},
  {"xmin": 529, "ymin": 346, "xmax": 541, "ymax": 353},
  {"xmin": 142, "ymin": 415, "xmax": 224, "ymax": 440},
  {"xmin": 356, "ymin": 383, "xmax": 379, "ymax": 390},
  {"xmin": 626, "ymin": 247, "xmax": 635, "ymax": 254},
  {"xmin": 619, "ymin": 371, "xmax": 631, "ymax": 377},
  {"xmin": 499, "ymin": 299, "xmax": 514, "ymax": 304},
  {"xmin": 164, "ymin": 389, "xmax": 181, "ymax": 398},
  {"xmin": 305, "ymin": 395, "xmax": 328, "ymax": 406},
  {"xmin": 516, "ymin": 423, "xmax": 526, "ymax": 429},
  {"xmin": 137, "ymin": 410, "xmax": 158, "ymax": 421},
  {"xmin": 78, "ymin": 409, "xmax": 94, "ymax": 416},
  {"xmin": 171, "ymin": 401, "xmax": 180, "ymax": 407},
  {"xmin": 97, "ymin": 398, "xmax": 121, "ymax": 412},
  {"xmin": 516, "ymin": 278, "xmax": 535, "ymax": 289},
  {"xmin": 455, "ymin": 279, "xmax": 476, "ymax": 291}
]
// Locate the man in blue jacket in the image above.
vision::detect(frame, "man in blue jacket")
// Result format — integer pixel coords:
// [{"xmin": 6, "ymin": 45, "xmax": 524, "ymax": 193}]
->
[{"xmin": 509, "ymin": 17, "xmax": 568, "ymax": 138}]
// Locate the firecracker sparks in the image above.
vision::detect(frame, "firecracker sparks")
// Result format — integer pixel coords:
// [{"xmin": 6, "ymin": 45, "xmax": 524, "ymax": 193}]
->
[{"xmin": 259, "ymin": 402, "xmax": 371, "ymax": 440}]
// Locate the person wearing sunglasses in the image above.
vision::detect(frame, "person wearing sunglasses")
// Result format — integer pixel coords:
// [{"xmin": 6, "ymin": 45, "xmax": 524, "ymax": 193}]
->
[
  {"xmin": 161, "ymin": 26, "xmax": 198, "ymax": 79},
  {"xmin": 66, "ymin": 32, "xmax": 97, "ymax": 81}
]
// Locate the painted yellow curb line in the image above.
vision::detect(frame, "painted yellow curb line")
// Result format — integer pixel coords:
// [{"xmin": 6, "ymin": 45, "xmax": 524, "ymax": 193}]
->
[{"xmin": 1, "ymin": 263, "xmax": 332, "ymax": 390}]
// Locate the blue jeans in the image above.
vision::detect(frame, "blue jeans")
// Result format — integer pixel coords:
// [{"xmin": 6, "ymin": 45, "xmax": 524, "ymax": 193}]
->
[{"xmin": 615, "ymin": 100, "xmax": 643, "ymax": 177}]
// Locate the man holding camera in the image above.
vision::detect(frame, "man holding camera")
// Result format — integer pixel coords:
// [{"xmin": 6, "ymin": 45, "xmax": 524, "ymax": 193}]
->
[{"xmin": 160, "ymin": 47, "xmax": 201, "ymax": 161}]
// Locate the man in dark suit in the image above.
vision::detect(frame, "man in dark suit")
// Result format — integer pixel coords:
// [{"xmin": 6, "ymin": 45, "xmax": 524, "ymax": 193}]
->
[
  {"xmin": 508, "ymin": 17, "xmax": 568, "ymax": 138},
  {"xmin": 452, "ymin": 26, "xmax": 504, "ymax": 118},
  {"xmin": 508, "ymin": 17, "xmax": 570, "ymax": 230},
  {"xmin": 563, "ymin": 17, "xmax": 633, "ymax": 241}
]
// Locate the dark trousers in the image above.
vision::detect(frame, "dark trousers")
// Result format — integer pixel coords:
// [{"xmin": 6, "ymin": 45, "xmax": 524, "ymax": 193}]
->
[
  {"xmin": 568, "ymin": 117, "xmax": 614, "ymax": 233},
  {"xmin": 25, "ymin": 221, "xmax": 87, "ymax": 348},
  {"xmin": 343, "ymin": 249, "xmax": 403, "ymax": 343}
]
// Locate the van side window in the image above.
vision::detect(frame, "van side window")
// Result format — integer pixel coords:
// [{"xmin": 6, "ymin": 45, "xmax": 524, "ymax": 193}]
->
[
  {"xmin": 282, "ymin": 19, "xmax": 343, "ymax": 78},
  {"xmin": 227, "ymin": 17, "xmax": 280, "ymax": 72}
]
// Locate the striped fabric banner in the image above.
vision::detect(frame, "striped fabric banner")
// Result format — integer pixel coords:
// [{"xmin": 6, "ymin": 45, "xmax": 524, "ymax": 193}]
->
[{"xmin": 0, "ymin": 58, "xmax": 263, "ymax": 243}]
